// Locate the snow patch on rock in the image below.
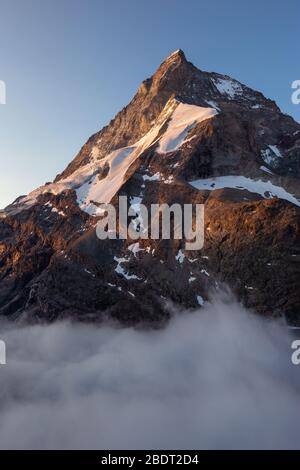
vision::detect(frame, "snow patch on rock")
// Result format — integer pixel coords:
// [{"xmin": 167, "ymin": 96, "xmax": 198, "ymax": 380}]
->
[
  {"xmin": 260, "ymin": 166, "xmax": 274, "ymax": 175},
  {"xmin": 196, "ymin": 295, "xmax": 205, "ymax": 306},
  {"xmin": 261, "ymin": 145, "xmax": 283, "ymax": 168},
  {"xmin": 128, "ymin": 242, "xmax": 144, "ymax": 257},
  {"xmin": 190, "ymin": 175, "xmax": 300, "ymax": 207},
  {"xmin": 176, "ymin": 249, "xmax": 185, "ymax": 264},
  {"xmin": 143, "ymin": 173, "xmax": 161, "ymax": 181},
  {"xmin": 212, "ymin": 77, "xmax": 243, "ymax": 99},
  {"xmin": 114, "ymin": 256, "xmax": 141, "ymax": 281}
]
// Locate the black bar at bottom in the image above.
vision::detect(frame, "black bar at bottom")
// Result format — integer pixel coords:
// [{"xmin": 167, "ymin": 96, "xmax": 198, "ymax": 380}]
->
[{"xmin": 0, "ymin": 450, "xmax": 297, "ymax": 465}]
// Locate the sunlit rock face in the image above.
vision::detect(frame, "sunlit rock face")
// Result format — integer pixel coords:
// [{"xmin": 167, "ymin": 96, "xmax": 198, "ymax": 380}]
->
[{"xmin": 0, "ymin": 50, "xmax": 300, "ymax": 325}]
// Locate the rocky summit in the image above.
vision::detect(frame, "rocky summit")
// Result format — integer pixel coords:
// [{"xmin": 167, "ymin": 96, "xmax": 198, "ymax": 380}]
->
[{"xmin": 1, "ymin": 50, "xmax": 300, "ymax": 326}]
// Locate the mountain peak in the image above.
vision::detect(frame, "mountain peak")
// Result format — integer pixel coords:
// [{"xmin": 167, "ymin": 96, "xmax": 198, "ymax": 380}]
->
[
  {"xmin": 54, "ymin": 50, "xmax": 285, "ymax": 183},
  {"xmin": 165, "ymin": 49, "xmax": 186, "ymax": 61},
  {"xmin": 159, "ymin": 49, "xmax": 188, "ymax": 70},
  {"xmin": 2, "ymin": 49, "xmax": 300, "ymax": 326},
  {"xmin": 149, "ymin": 48, "xmax": 193, "ymax": 94}
]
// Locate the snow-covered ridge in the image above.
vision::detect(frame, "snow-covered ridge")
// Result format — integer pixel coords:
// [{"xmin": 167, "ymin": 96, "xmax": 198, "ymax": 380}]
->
[
  {"xmin": 77, "ymin": 102, "xmax": 217, "ymax": 214},
  {"xmin": 157, "ymin": 103, "xmax": 218, "ymax": 153},
  {"xmin": 4, "ymin": 101, "xmax": 217, "ymax": 217},
  {"xmin": 190, "ymin": 175, "xmax": 300, "ymax": 207},
  {"xmin": 166, "ymin": 49, "xmax": 182, "ymax": 59}
]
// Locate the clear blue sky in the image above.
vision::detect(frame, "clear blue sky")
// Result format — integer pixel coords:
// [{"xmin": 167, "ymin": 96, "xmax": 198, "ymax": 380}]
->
[{"xmin": 0, "ymin": 0, "xmax": 299, "ymax": 208}]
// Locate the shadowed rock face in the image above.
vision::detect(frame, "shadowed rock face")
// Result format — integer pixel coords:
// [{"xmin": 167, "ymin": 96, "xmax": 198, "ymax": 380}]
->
[{"xmin": 1, "ymin": 50, "xmax": 300, "ymax": 325}]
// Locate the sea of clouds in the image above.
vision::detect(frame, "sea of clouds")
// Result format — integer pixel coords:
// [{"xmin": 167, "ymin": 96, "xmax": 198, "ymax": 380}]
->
[{"xmin": 0, "ymin": 293, "xmax": 299, "ymax": 450}]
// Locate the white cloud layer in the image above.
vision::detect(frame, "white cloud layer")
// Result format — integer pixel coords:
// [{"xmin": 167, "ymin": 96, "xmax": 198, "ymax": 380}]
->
[{"xmin": 0, "ymin": 295, "xmax": 299, "ymax": 450}]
